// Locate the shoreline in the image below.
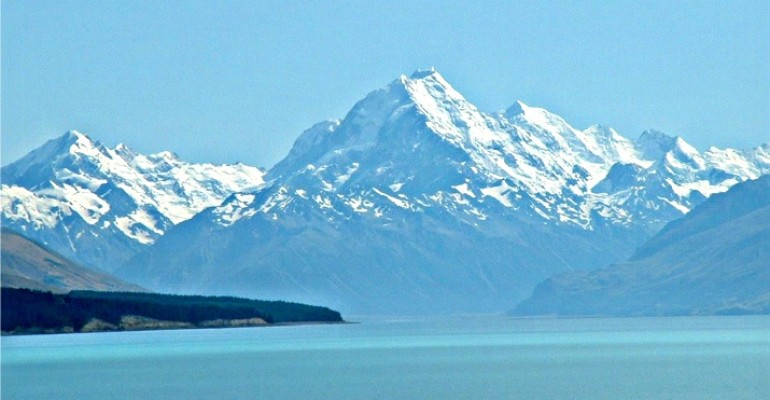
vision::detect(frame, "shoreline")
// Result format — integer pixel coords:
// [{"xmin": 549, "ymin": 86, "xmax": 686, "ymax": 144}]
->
[{"xmin": 2, "ymin": 319, "xmax": 349, "ymax": 336}]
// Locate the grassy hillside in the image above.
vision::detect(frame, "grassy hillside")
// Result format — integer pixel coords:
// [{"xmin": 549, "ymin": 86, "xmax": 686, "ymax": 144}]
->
[{"xmin": 1, "ymin": 228, "xmax": 145, "ymax": 293}]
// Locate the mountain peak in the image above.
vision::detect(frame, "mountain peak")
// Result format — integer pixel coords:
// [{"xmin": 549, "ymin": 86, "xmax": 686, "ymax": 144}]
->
[
  {"xmin": 58, "ymin": 130, "xmax": 97, "ymax": 149},
  {"xmin": 637, "ymin": 131, "xmax": 697, "ymax": 156},
  {"xmin": 635, "ymin": 130, "xmax": 678, "ymax": 160},
  {"xmin": 502, "ymin": 100, "xmax": 577, "ymax": 138},
  {"xmin": 409, "ymin": 67, "xmax": 438, "ymax": 79},
  {"xmin": 399, "ymin": 68, "xmax": 468, "ymax": 112},
  {"xmin": 637, "ymin": 129, "xmax": 674, "ymax": 144},
  {"xmin": 2, "ymin": 130, "xmax": 268, "ymax": 268},
  {"xmin": 114, "ymin": 142, "xmax": 135, "ymax": 156},
  {"xmin": 149, "ymin": 150, "xmax": 180, "ymax": 162},
  {"xmin": 63, "ymin": 129, "xmax": 88, "ymax": 140},
  {"xmin": 672, "ymin": 136, "xmax": 697, "ymax": 152},
  {"xmin": 504, "ymin": 100, "xmax": 563, "ymax": 123},
  {"xmin": 401, "ymin": 67, "xmax": 453, "ymax": 92},
  {"xmin": 2, "ymin": 131, "xmax": 101, "ymax": 178},
  {"xmin": 504, "ymin": 100, "xmax": 529, "ymax": 117}
]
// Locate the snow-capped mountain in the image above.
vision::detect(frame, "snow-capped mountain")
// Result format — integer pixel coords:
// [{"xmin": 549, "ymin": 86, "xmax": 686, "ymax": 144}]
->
[
  {"xmin": 260, "ymin": 70, "xmax": 769, "ymax": 233},
  {"xmin": 122, "ymin": 69, "xmax": 770, "ymax": 314},
  {"xmin": 512, "ymin": 175, "xmax": 770, "ymax": 317},
  {"xmin": 1, "ymin": 131, "xmax": 265, "ymax": 270}
]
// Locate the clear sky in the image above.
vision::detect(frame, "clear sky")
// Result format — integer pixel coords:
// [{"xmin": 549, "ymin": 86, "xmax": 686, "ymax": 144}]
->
[{"xmin": 2, "ymin": 0, "xmax": 768, "ymax": 168}]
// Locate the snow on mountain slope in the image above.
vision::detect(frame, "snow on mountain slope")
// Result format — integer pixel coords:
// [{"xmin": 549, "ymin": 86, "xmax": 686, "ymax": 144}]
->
[
  {"xmin": 1, "ymin": 131, "xmax": 265, "ymax": 270},
  {"xmin": 512, "ymin": 175, "xmax": 770, "ymax": 317},
  {"xmin": 592, "ymin": 131, "xmax": 770, "ymax": 228},
  {"xmin": 228, "ymin": 69, "xmax": 770, "ymax": 232},
  {"xmin": 123, "ymin": 69, "xmax": 770, "ymax": 314}
]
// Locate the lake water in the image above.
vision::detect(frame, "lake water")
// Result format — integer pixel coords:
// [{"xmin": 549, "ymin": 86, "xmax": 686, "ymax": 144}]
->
[{"xmin": 3, "ymin": 315, "xmax": 769, "ymax": 399}]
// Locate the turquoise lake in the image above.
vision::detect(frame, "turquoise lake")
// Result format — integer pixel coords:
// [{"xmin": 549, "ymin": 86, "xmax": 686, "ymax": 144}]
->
[{"xmin": 3, "ymin": 315, "xmax": 769, "ymax": 399}]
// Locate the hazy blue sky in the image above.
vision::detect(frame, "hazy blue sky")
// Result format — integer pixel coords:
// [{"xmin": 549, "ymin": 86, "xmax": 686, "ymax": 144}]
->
[{"xmin": 3, "ymin": 0, "xmax": 768, "ymax": 168}]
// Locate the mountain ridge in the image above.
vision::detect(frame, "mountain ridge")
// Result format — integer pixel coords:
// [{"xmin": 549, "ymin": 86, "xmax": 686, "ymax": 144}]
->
[
  {"xmin": 512, "ymin": 175, "xmax": 770, "ymax": 316},
  {"xmin": 1, "ymin": 130, "xmax": 266, "ymax": 270},
  {"xmin": 118, "ymin": 69, "xmax": 770, "ymax": 314}
]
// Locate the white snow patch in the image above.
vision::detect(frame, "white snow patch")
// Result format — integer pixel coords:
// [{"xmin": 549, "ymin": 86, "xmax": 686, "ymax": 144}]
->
[
  {"xmin": 213, "ymin": 193, "xmax": 258, "ymax": 226},
  {"xmin": 314, "ymin": 195, "xmax": 333, "ymax": 209},
  {"xmin": 114, "ymin": 216, "xmax": 155, "ymax": 244},
  {"xmin": 335, "ymin": 163, "xmax": 360, "ymax": 186},
  {"xmin": 661, "ymin": 198, "xmax": 690, "ymax": 214},
  {"xmin": 452, "ymin": 182, "xmax": 475, "ymax": 198},
  {"xmin": 373, "ymin": 188, "xmax": 410, "ymax": 209},
  {"xmin": 389, "ymin": 182, "xmax": 405, "ymax": 192},
  {"xmin": 480, "ymin": 182, "xmax": 515, "ymax": 208}
]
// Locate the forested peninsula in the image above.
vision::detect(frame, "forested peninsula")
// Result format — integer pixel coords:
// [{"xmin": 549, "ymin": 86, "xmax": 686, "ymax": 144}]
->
[{"xmin": 1, "ymin": 288, "xmax": 343, "ymax": 335}]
